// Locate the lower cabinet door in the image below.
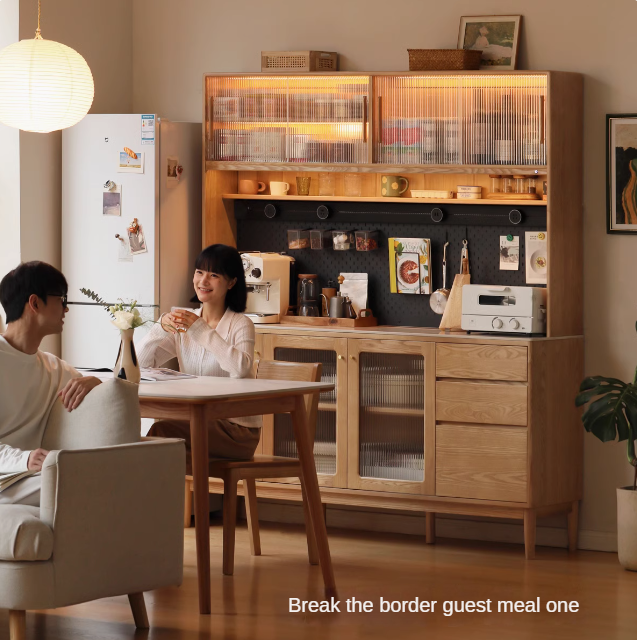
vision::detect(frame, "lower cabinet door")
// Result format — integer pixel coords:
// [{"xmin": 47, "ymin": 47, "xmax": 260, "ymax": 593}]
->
[
  {"xmin": 347, "ymin": 339, "xmax": 435, "ymax": 495},
  {"xmin": 260, "ymin": 333, "xmax": 348, "ymax": 488},
  {"xmin": 435, "ymin": 424, "xmax": 528, "ymax": 503}
]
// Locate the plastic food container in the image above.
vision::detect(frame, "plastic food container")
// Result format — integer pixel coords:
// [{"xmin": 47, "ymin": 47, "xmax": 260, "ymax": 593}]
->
[
  {"xmin": 332, "ymin": 230, "xmax": 354, "ymax": 250},
  {"xmin": 355, "ymin": 230, "xmax": 379, "ymax": 251},
  {"xmin": 310, "ymin": 229, "xmax": 332, "ymax": 250},
  {"xmin": 287, "ymin": 230, "xmax": 310, "ymax": 250}
]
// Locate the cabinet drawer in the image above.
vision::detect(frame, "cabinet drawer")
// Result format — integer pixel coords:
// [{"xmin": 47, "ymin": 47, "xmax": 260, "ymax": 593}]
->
[
  {"xmin": 436, "ymin": 344, "xmax": 528, "ymax": 382},
  {"xmin": 436, "ymin": 424, "xmax": 528, "ymax": 502},
  {"xmin": 436, "ymin": 381, "xmax": 527, "ymax": 426}
]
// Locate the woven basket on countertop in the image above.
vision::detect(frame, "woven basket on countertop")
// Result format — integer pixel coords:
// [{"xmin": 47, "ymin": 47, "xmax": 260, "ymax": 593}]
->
[{"xmin": 407, "ymin": 49, "xmax": 483, "ymax": 71}]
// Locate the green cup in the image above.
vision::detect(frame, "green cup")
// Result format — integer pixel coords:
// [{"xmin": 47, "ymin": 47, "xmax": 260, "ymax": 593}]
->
[{"xmin": 381, "ymin": 175, "xmax": 409, "ymax": 197}]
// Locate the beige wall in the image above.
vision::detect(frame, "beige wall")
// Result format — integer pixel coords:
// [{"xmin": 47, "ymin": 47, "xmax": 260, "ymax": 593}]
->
[
  {"xmin": 131, "ymin": 0, "xmax": 637, "ymax": 548},
  {"xmin": 0, "ymin": 0, "xmax": 134, "ymax": 346}
]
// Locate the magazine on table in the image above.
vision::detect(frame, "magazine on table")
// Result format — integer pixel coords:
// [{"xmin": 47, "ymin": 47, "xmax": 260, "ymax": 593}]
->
[
  {"xmin": 0, "ymin": 470, "xmax": 36, "ymax": 493},
  {"xmin": 77, "ymin": 367, "xmax": 197, "ymax": 382}
]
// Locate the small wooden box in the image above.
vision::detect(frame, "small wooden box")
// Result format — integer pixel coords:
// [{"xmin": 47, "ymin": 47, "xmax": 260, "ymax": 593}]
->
[{"xmin": 261, "ymin": 51, "xmax": 339, "ymax": 73}]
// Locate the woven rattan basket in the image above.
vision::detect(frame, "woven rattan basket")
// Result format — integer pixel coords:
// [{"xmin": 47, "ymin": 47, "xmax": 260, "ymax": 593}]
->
[{"xmin": 407, "ymin": 49, "xmax": 482, "ymax": 71}]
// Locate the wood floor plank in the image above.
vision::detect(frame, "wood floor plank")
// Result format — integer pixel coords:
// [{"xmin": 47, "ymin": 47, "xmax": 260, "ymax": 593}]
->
[{"xmin": 0, "ymin": 521, "xmax": 631, "ymax": 640}]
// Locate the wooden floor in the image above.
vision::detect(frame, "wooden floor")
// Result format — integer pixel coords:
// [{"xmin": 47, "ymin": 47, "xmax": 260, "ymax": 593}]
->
[{"xmin": 1, "ymin": 518, "xmax": 635, "ymax": 640}]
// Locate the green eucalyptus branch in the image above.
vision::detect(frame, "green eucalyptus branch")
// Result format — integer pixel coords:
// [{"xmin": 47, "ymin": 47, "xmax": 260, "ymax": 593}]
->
[{"xmin": 80, "ymin": 287, "xmax": 114, "ymax": 318}]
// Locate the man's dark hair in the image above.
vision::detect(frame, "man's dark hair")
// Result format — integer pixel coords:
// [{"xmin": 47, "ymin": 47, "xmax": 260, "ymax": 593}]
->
[
  {"xmin": 0, "ymin": 261, "xmax": 68, "ymax": 323},
  {"xmin": 189, "ymin": 244, "xmax": 247, "ymax": 312}
]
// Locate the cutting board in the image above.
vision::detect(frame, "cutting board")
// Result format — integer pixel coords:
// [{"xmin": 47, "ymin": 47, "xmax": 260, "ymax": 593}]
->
[{"xmin": 439, "ymin": 256, "xmax": 470, "ymax": 331}]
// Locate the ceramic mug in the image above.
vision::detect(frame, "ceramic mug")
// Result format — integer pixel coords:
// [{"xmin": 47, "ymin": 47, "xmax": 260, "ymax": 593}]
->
[
  {"xmin": 238, "ymin": 179, "xmax": 266, "ymax": 195},
  {"xmin": 381, "ymin": 175, "xmax": 409, "ymax": 197},
  {"xmin": 270, "ymin": 181, "xmax": 290, "ymax": 196}
]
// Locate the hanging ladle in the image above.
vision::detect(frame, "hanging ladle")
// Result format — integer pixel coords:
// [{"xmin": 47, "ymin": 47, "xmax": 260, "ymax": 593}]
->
[{"xmin": 430, "ymin": 241, "xmax": 450, "ymax": 315}]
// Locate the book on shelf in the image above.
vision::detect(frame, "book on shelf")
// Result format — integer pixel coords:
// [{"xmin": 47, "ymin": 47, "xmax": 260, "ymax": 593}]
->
[{"xmin": 0, "ymin": 470, "xmax": 36, "ymax": 493}]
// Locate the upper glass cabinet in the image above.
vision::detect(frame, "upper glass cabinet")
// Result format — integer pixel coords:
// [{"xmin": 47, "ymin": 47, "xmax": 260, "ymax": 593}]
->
[
  {"xmin": 373, "ymin": 74, "xmax": 547, "ymax": 166},
  {"xmin": 205, "ymin": 74, "xmax": 370, "ymax": 164}
]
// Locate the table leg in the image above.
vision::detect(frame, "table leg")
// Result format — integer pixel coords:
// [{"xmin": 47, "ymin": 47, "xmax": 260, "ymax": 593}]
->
[
  {"xmin": 190, "ymin": 404, "xmax": 211, "ymax": 614},
  {"xmin": 290, "ymin": 394, "xmax": 336, "ymax": 598}
]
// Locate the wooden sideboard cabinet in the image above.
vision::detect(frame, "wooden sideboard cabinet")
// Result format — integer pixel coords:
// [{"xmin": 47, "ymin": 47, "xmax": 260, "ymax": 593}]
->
[{"xmin": 252, "ymin": 326, "xmax": 583, "ymax": 559}]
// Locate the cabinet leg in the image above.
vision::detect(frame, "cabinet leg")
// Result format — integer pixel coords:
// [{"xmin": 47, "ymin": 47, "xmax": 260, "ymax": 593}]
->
[
  {"xmin": 567, "ymin": 500, "xmax": 579, "ymax": 552},
  {"xmin": 524, "ymin": 510, "xmax": 536, "ymax": 560},
  {"xmin": 425, "ymin": 513, "xmax": 436, "ymax": 544}
]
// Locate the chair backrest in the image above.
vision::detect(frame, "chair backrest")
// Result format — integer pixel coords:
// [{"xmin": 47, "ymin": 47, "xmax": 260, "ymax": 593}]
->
[{"xmin": 255, "ymin": 360, "xmax": 322, "ymax": 441}]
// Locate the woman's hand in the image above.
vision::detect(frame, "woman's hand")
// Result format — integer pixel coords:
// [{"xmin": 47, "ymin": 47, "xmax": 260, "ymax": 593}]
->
[
  {"xmin": 160, "ymin": 313, "xmax": 180, "ymax": 334},
  {"xmin": 58, "ymin": 376, "xmax": 102, "ymax": 412},
  {"xmin": 170, "ymin": 309, "xmax": 200, "ymax": 332}
]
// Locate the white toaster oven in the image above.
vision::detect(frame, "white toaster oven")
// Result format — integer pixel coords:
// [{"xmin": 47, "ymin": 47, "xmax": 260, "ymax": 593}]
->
[{"xmin": 461, "ymin": 285, "xmax": 547, "ymax": 335}]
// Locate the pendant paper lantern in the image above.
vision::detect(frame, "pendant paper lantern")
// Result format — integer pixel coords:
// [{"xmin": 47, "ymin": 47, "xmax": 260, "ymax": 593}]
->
[{"xmin": 0, "ymin": 1, "xmax": 94, "ymax": 133}]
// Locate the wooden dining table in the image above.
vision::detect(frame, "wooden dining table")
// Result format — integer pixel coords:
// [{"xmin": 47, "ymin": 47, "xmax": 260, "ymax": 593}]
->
[{"xmin": 138, "ymin": 376, "xmax": 336, "ymax": 615}]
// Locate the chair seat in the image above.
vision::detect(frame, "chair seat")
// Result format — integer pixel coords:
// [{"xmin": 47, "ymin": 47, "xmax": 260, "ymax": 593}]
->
[
  {"xmin": 186, "ymin": 454, "xmax": 301, "ymax": 476},
  {"xmin": 0, "ymin": 505, "xmax": 53, "ymax": 562}
]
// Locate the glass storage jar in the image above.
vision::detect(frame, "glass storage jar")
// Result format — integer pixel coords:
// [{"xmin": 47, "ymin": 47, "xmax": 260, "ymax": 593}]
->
[
  {"xmin": 514, "ymin": 175, "xmax": 527, "ymax": 194},
  {"xmin": 332, "ymin": 230, "xmax": 354, "ymax": 250},
  {"xmin": 287, "ymin": 230, "xmax": 310, "ymax": 250},
  {"xmin": 490, "ymin": 175, "xmax": 502, "ymax": 193},
  {"xmin": 503, "ymin": 177, "xmax": 514, "ymax": 193},
  {"xmin": 355, "ymin": 231, "xmax": 379, "ymax": 251},
  {"xmin": 527, "ymin": 177, "xmax": 537, "ymax": 194},
  {"xmin": 310, "ymin": 229, "xmax": 332, "ymax": 250}
]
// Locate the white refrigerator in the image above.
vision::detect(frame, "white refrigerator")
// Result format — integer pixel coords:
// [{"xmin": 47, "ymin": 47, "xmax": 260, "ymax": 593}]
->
[{"xmin": 61, "ymin": 114, "xmax": 202, "ymax": 369}]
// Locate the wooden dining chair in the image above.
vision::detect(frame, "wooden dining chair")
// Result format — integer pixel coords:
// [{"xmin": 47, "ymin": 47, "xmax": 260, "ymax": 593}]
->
[{"xmin": 184, "ymin": 359, "xmax": 324, "ymax": 575}]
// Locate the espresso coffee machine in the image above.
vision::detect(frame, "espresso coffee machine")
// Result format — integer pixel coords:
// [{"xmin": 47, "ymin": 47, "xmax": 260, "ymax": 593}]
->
[{"xmin": 241, "ymin": 252, "xmax": 294, "ymax": 323}]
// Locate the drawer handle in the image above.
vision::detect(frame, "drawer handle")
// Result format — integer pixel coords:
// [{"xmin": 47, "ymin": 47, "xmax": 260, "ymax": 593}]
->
[
  {"xmin": 350, "ymin": 355, "xmax": 356, "ymax": 361},
  {"xmin": 338, "ymin": 355, "xmax": 344, "ymax": 360}
]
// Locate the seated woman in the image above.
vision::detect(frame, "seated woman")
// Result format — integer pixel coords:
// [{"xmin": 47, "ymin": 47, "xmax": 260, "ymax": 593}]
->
[{"xmin": 137, "ymin": 244, "xmax": 261, "ymax": 459}]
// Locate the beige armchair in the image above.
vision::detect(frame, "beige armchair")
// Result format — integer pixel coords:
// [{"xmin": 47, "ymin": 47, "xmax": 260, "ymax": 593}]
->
[{"xmin": 0, "ymin": 379, "xmax": 186, "ymax": 640}]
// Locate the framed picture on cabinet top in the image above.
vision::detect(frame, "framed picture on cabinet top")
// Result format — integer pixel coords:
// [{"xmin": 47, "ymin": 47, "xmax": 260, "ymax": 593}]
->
[
  {"xmin": 457, "ymin": 15, "xmax": 522, "ymax": 70},
  {"xmin": 607, "ymin": 114, "xmax": 637, "ymax": 234}
]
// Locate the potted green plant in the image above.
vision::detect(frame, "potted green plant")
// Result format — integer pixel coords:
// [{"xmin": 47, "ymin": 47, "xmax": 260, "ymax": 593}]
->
[{"xmin": 576, "ymin": 328, "xmax": 637, "ymax": 569}]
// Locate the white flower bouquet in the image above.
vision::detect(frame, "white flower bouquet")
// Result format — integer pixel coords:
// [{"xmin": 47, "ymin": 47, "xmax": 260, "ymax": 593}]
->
[{"xmin": 81, "ymin": 288, "xmax": 147, "ymax": 330}]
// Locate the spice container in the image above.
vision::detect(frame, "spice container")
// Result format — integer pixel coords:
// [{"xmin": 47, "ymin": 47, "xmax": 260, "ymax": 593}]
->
[
  {"xmin": 355, "ymin": 231, "xmax": 379, "ymax": 251},
  {"xmin": 287, "ymin": 230, "xmax": 310, "ymax": 250},
  {"xmin": 310, "ymin": 229, "xmax": 332, "ymax": 250},
  {"xmin": 503, "ymin": 177, "xmax": 514, "ymax": 193},
  {"xmin": 527, "ymin": 177, "xmax": 537, "ymax": 194},
  {"xmin": 490, "ymin": 175, "xmax": 502, "ymax": 193},
  {"xmin": 332, "ymin": 230, "xmax": 354, "ymax": 250}
]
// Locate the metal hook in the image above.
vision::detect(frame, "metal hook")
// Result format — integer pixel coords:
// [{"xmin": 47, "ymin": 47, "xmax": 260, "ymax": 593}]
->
[{"xmin": 115, "ymin": 234, "xmax": 124, "ymax": 243}]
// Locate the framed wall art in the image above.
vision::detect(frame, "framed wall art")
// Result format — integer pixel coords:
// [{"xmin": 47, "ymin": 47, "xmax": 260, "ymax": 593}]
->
[
  {"xmin": 457, "ymin": 15, "xmax": 522, "ymax": 71},
  {"xmin": 607, "ymin": 114, "xmax": 637, "ymax": 234}
]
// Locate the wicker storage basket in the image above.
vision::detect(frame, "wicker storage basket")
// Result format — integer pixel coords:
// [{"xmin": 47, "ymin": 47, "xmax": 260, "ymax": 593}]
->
[{"xmin": 407, "ymin": 49, "xmax": 482, "ymax": 71}]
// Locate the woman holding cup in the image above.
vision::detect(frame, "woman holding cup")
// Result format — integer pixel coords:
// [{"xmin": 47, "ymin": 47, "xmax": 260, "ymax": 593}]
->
[{"xmin": 137, "ymin": 244, "xmax": 261, "ymax": 458}]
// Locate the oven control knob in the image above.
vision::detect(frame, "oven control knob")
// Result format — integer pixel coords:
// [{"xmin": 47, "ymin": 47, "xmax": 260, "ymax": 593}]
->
[
  {"xmin": 492, "ymin": 317, "xmax": 504, "ymax": 329},
  {"xmin": 509, "ymin": 318, "xmax": 521, "ymax": 330},
  {"xmin": 251, "ymin": 268, "xmax": 262, "ymax": 279}
]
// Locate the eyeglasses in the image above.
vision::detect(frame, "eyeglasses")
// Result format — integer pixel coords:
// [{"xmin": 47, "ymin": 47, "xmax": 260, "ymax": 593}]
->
[{"xmin": 47, "ymin": 293, "xmax": 68, "ymax": 307}]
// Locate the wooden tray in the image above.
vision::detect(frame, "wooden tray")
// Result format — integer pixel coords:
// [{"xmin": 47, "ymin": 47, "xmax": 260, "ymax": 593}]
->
[
  {"xmin": 486, "ymin": 192, "xmax": 540, "ymax": 200},
  {"xmin": 281, "ymin": 316, "xmax": 378, "ymax": 328}
]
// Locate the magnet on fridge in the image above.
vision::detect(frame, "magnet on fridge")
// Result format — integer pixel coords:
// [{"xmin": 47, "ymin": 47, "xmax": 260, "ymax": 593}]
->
[{"xmin": 104, "ymin": 179, "xmax": 116, "ymax": 191}]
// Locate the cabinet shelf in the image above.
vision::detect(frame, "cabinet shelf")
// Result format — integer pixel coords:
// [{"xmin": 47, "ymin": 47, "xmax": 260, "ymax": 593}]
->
[
  {"xmin": 223, "ymin": 193, "xmax": 547, "ymax": 207},
  {"xmin": 208, "ymin": 160, "xmax": 547, "ymax": 175},
  {"xmin": 360, "ymin": 406, "xmax": 424, "ymax": 417}
]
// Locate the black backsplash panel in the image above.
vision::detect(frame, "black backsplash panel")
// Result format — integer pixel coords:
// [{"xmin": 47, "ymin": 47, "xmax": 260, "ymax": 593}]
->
[{"xmin": 236, "ymin": 200, "xmax": 547, "ymax": 327}]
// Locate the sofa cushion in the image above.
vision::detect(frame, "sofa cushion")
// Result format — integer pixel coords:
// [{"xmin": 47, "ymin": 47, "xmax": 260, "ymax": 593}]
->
[
  {"xmin": 0, "ymin": 505, "xmax": 53, "ymax": 561},
  {"xmin": 42, "ymin": 378, "xmax": 141, "ymax": 450}
]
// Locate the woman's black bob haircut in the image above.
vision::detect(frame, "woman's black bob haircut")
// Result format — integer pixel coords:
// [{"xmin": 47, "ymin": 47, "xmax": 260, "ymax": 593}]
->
[{"xmin": 190, "ymin": 244, "xmax": 247, "ymax": 312}]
